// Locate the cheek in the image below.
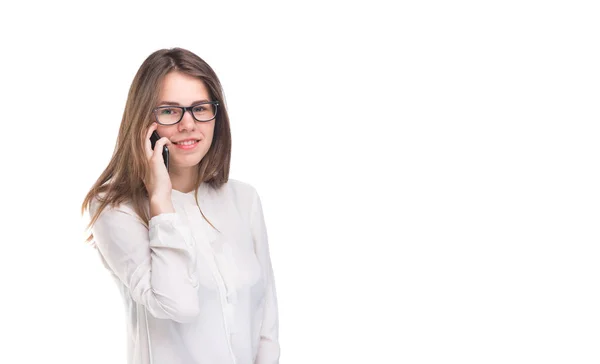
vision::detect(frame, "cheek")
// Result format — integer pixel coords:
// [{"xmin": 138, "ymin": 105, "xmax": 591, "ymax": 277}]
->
[
  {"xmin": 156, "ymin": 125, "xmax": 175, "ymax": 139},
  {"xmin": 202, "ymin": 123, "xmax": 216, "ymax": 141}
]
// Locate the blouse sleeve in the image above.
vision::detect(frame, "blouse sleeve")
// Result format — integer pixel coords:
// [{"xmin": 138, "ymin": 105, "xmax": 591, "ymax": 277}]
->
[
  {"xmin": 90, "ymin": 202, "xmax": 201, "ymax": 323},
  {"xmin": 250, "ymin": 190, "xmax": 281, "ymax": 364}
]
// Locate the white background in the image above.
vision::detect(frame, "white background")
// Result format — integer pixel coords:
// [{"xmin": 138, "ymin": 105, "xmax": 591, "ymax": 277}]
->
[{"xmin": 0, "ymin": 1, "xmax": 599, "ymax": 363}]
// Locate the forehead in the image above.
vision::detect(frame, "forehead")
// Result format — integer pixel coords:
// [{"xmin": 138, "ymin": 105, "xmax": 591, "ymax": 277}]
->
[{"xmin": 159, "ymin": 71, "xmax": 210, "ymax": 102}]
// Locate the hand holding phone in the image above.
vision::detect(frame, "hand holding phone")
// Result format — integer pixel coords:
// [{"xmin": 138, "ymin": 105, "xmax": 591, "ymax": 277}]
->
[
  {"xmin": 150, "ymin": 130, "xmax": 169, "ymax": 171},
  {"xmin": 145, "ymin": 127, "xmax": 174, "ymax": 216}
]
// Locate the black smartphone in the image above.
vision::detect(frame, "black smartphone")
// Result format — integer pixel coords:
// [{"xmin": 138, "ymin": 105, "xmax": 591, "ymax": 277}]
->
[{"xmin": 150, "ymin": 130, "xmax": 169, "ymax": 171}]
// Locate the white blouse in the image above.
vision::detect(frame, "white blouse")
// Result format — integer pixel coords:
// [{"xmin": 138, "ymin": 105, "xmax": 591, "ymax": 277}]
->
[{"xmin": 89, "ymin": 179, "xmax": 280, "ymax": 364}]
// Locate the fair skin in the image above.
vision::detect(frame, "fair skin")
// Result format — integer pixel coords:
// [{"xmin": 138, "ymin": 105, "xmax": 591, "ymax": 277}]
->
[{"xmin": 143, "ymin": 71, "xmax": 216, "ymax": 218}]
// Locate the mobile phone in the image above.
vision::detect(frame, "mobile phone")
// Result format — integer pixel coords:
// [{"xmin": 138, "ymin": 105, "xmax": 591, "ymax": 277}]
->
[{"xmin": 150, "ymin": 130, "xmax": 169, "ymax": 171}]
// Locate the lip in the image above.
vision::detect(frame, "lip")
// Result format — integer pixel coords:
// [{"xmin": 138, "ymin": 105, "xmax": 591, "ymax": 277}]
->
[{"xmin": 172, "ymin": 139, "xmax": 201, "ymax": 150}]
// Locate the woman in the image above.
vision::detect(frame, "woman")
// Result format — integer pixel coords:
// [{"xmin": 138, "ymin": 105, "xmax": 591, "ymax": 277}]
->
[{"xmin": 81, "ymin": 48, "xmax": 280, "ymax": 364}]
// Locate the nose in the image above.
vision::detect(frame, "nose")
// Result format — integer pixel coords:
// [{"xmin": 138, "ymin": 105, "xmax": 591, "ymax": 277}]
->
[{"xmin": 177, "ymin": 108, "xmax": 196, "ymax": 132}]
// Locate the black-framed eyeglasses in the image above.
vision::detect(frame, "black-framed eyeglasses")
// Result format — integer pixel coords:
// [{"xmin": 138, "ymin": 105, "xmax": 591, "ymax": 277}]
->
[{"xmin": 153, "ymin": 101, "xmax": 219, "ymax": 125}]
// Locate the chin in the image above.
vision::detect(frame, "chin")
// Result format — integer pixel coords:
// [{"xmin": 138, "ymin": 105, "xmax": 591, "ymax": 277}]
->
[{"xmin": 173, "ymin": 153, "xmax": 206, "ymax": 168}]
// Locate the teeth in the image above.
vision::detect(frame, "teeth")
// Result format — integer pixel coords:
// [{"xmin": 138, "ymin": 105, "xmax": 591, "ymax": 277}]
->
[{"xmin": 177, "ymin": 140, "xmax": 197, "ymax": 146}]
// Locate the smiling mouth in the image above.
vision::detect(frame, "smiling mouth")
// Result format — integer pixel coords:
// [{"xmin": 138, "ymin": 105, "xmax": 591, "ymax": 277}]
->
[{"xmin": 174, "ymin": 140, "xmax": 200, "ymax": 146}]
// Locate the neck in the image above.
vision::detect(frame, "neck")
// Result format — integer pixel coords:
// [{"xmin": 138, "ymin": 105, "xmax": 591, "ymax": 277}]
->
[{"xmin": 169, "ymin": 166, "xmax": 197, "ymax": 193}]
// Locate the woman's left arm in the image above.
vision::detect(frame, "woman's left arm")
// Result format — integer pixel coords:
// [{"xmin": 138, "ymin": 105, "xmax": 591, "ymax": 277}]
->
[{"xmin": 250, "ymin": 189, "xmax": 280, "ymax": 364}]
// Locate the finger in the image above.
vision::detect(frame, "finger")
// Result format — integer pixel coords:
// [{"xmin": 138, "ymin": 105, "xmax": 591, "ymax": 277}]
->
[
  {"xmin": 151, "ymin": 137, "xmax": 171, "ymax": 162},
  {"xmin": 144, "ymin": 123, "xmax": 158, "ymax": 158},
  {"xmin": 160, "ymin": 136, "xmax": 173, "ymax": 147}
]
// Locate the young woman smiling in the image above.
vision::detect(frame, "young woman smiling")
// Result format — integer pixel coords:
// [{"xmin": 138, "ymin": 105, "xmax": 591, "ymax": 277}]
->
[{"xmin": 81, "ymin": 48, "xmax": 280, "ymax": 364}]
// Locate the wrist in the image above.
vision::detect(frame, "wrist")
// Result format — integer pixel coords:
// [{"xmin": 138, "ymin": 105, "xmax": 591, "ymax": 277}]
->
[{"xmin": 149, "ymin": 196, "xmax": 175, "ymax": 217}]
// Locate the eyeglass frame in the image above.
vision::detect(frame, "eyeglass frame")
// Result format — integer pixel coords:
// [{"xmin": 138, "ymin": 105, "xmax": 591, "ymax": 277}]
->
[{"xmin": 152, "ymin": 101, "xmax": 220, "ymax": 125}]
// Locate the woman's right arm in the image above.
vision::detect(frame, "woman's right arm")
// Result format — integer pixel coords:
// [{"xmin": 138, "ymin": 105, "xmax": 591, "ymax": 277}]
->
[
  {"xmin": 90, "ymin": 202, "xmax": 200, "ymax": 323},
  {"xmin": 89, "ymin": 123, "xmax": 199, "ymax": 323}
]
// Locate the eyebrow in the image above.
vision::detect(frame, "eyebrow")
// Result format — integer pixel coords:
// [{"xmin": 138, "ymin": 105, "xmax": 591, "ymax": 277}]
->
[{"xmin": 157, "ymin": 99, "xmax": 211, "ymax": 106}]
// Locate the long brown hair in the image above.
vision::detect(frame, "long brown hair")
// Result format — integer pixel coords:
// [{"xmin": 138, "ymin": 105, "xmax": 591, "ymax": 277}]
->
[{"xmin": 81, "ymin": 48, "xmax": 231, "ymax": 242}]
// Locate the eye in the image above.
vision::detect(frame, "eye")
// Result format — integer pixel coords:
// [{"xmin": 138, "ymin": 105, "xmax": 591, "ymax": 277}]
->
[
  {"xmin": 192, "ymin": 105, "xmax": 206, "ymax": 113},
  {"xmin": 159, "ymin": 107, "xmax": 181, "ymax": 115}
]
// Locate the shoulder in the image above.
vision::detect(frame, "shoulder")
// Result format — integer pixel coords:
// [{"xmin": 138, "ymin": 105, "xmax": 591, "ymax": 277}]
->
[
  {"xmin": 221, "ymin": 178, "xmax": 259, "ymax": 197},
  {"xmin": 88, "ymin": 193, "xmax": 141, "ymax": 221},
  {"xmin": 212, "ymin": 178, "xmax": 261, "ymax": 212},
  {"xmin": 217, "ymin": 178, "xmax": 257, "ymax": 200}
]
